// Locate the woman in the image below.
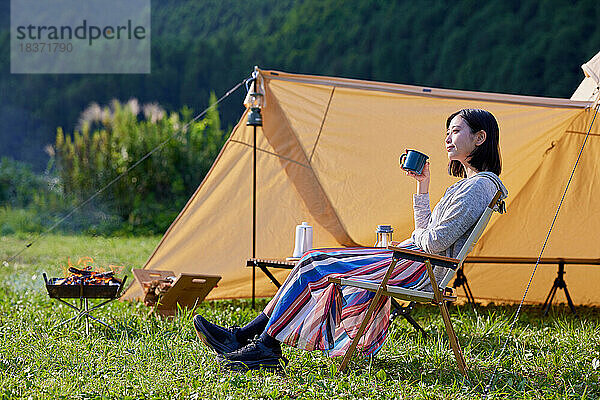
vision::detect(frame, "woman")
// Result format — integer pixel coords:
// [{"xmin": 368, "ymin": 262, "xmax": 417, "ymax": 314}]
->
[{"xmin": 194, "ymin": 108, "xmax": 508, "ymax": 370}]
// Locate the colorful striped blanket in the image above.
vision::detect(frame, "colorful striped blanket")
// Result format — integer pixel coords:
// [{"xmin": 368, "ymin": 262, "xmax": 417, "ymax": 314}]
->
[{"xmin": 264, "ymin": 244, "xmax": 432, "ymax": 357}]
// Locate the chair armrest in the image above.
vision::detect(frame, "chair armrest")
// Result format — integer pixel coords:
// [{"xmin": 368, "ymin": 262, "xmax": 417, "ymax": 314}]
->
[
  {"xmin": 329, "ymin": 276, "xmax": 341, "ymax": 284},
  {"xmin": 387, "ymin": 243, "xmax": 459, "ymax": 270}
]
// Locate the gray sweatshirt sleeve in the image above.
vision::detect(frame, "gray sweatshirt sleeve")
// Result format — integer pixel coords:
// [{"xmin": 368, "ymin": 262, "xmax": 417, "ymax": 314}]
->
[
  {"xmin": 410, "ymin": 178, "xmax": 494, "ymax": 254},
  {"xmin": 413, "ymin": 193, "xmax": 431, "ymax": 229}
]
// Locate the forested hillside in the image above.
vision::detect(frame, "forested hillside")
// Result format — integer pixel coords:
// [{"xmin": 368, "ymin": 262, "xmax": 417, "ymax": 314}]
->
[{"xmin": 1, "ymin": 0, "xmax": 599, "ymax": 169}]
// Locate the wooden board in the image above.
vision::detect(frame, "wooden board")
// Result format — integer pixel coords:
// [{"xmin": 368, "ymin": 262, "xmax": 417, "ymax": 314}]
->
[
  {"xmin": 132, "ymin": 269, "xmax": 221, "ymax": 317},
  {"xmin": 132, "ymin": 269, "xmax": 176, "ymax": 285}
]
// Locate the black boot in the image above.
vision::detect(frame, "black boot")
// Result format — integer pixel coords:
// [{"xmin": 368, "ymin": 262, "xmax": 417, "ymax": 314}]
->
[
  {"xmin": 193, "ymin": 315, "xmax": 246, "ymax": 354},
  {"xmin": 217, "ymin": 333, "xmax": 287, "ymax": 371}
]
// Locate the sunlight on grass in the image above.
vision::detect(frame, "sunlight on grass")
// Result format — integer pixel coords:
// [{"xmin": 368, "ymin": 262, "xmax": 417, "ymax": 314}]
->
[{"xmin": 1, "ymin": 234, "xmax": 599, "ymax": 399}]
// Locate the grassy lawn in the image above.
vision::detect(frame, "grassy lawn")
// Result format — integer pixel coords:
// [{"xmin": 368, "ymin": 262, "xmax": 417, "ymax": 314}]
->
[{"xmin": 0, "ymin": 234, "xmax": 599, "ymax": 399}]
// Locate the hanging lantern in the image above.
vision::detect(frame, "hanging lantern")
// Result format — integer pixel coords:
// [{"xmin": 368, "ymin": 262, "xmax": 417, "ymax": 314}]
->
[
  {"xmin": 246, "ymin": 91, "xmax": 263, "ymax": 126},
  {"xmin": 244, "ymin": 67, "xmax": 265, "ymax": 126}
]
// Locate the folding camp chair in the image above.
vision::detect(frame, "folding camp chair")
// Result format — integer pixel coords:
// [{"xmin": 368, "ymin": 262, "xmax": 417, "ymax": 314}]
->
[{"xmin": 329, "ymin": 190, "xmax": 505, "ymax": 374}]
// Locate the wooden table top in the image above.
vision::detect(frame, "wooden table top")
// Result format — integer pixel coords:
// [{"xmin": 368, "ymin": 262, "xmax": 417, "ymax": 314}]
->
[{"xmin": 247, "ymin": 258, "xmax": 296, "ymax": 267}]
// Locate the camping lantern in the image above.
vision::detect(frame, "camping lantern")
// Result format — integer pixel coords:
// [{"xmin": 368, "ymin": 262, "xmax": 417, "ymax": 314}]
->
[
  {"xmin": 246, "ymin": 92, "xmax": 263, "ymax": 126},
  {"xmin": 245, "ymin": 67, "xmax": 265, "ymax": 126}
]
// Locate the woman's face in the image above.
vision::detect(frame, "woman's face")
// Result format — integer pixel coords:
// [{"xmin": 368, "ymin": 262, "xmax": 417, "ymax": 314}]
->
[{"xmin": 445, "ymin": 115, "xmax": 480, "ymax": 165}]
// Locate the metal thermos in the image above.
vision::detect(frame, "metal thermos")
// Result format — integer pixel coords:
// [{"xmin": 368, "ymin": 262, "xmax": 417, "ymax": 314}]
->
[
  {"xmin": 292, "ymin": 222, "xmax": 313, "ymax": 258},
  {"xmin": 374, "ymin": 225, "xmax": 393, "ymax": 247}
]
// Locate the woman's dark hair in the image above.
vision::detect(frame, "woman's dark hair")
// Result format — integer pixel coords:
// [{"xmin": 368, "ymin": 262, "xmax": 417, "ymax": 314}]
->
[{"xmin": 446, "ymin": 108, "xmax": 502, "ymax": 177}]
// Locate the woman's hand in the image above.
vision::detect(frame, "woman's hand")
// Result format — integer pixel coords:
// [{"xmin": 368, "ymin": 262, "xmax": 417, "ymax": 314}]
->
[{"xmin": 404, "ymin": 162, "xmax": 430, "ymax": 194}]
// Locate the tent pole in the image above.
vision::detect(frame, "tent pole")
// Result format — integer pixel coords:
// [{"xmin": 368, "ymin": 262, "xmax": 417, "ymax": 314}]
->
[
  {"xmin": 246, "ymin": 67, "xmax": 265, "ymax": 309},
  {"xmin": 252, "ymin": 124, "xmax": 257, "ymax": 309}
]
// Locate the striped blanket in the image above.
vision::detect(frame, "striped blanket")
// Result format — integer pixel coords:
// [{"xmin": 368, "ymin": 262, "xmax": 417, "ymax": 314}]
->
[{"xmin": 263, "ymin": 244, "xmax": 431, "ymax": 357}]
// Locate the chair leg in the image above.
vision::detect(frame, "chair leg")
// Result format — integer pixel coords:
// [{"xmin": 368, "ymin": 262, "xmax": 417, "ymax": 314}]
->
[
  {"xmin": 438, "ymin": 300, "xmax": 467, "ymax": 375},
  {"xmin": 424, "ymin": 259, "xmax": 467, "ymax": 375},
  {"xmin": 339, "ymin": 256, "xmax": 399, "ymax": 372}
]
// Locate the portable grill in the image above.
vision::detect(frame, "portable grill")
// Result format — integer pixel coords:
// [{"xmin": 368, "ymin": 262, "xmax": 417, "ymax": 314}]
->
[{"xmin": 43, "ymin": 272, "xmax": 127, "ymax": 334}]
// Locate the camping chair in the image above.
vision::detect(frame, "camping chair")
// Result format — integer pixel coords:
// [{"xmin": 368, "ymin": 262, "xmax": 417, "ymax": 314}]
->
[{"xmin": 329, "ymin": 190, "xmax": 505, "ymax": 374}]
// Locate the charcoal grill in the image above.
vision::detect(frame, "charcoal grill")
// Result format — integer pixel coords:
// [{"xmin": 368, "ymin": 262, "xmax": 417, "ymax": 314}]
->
[{"xmin": 43, "ymin": 273, "xmax": 127, "ymax": 334}]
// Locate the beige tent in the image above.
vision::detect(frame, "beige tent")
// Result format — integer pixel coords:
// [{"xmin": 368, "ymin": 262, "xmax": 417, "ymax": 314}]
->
[
  {"xmin": 124, "ymin": 52, "xmax": 600, "ymax": 305},
  {"xmin": 571, "ymin": 50, "xmax": 600, "ymax": 102}
]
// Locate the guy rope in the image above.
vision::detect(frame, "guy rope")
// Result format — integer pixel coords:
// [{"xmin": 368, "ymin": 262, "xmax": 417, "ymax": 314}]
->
[{"xmin": 482, "ymin": 93, "xmax": 600, "ymax": 397}]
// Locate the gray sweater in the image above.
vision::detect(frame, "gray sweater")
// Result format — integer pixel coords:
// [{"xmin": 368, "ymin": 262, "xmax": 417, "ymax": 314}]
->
[
  {"xmin": 410, "ymin": 172, "xmax": 508, "ymax": 259},
  {"xmin": 399, "ymin": 172, "xmax": 508, "ymax": 290}
]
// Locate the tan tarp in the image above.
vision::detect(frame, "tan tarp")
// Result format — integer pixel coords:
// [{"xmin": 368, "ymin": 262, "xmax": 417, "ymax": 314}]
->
[{"xmin": 124, "ymin": 68, "xmax": 600, "ymax": 305}]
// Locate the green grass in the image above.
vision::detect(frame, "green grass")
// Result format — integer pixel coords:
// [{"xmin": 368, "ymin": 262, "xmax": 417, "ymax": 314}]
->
[{"xmin": 1, "ymin": 234, "xmax": 599, "ymax": 399}]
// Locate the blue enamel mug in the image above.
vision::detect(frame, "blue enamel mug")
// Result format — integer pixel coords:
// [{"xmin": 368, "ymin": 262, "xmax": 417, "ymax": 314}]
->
[{"xmin": 399, "ymin": 149, "xmax": 429, "ymax": 174}]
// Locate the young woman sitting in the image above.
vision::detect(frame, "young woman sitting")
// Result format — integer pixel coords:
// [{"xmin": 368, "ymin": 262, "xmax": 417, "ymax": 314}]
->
[{"xmin": 194, "ymin": 108, "xmax": 508, "ymax": 370}]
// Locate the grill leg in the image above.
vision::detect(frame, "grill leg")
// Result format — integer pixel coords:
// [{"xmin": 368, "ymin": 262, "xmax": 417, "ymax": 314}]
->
[
  {"xmin": 51, "ymin": 298, "xmax": 83, "ymax": 330},
  {"xmin": 86, "ymin": 313, "xmax": 115, "ymax": 330},
  {"xmin": 53, "ymin": 314, "xmax": 82, "ymax": 329},
  {"xmin": 51, "ymin": 297, "xmax": 117, "ymax": 333},
  {"xmin": 84, "ymin": 299, "xmax": 90, "ymax": 336}
]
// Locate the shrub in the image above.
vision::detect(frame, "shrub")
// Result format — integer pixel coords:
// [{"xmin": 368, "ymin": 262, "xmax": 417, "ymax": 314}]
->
[
  {"xmin": 54, "ymin": 95, "xmax": 227, "ymax": 235},
  {"xmin": 0, "ymin": 157, "xmax": 57, "ymax": 208},
  {"xmin": 0, "ymin": 207, "xmax": 44, "ymax": 234}
]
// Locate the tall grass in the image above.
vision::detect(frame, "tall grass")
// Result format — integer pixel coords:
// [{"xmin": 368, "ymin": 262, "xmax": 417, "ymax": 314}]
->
[{"xmin": 0, "ymin": 234, "xmax": 598, "ymax": 399}]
